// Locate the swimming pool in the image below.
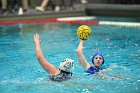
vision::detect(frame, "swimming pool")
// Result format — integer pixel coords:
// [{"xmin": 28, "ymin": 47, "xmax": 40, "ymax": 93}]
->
[{"xmin": 0, "ymin": 17, "xmax": 140, "ymax": 93}]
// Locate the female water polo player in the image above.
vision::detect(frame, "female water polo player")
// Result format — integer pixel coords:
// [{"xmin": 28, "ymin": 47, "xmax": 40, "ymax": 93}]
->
[
  {"xmin": 77, "ymin": 40, "xmax": 105, "ymax": 75},
  {"xmin": 34, "ymin": 33, "xmax": 74, "ymax": 82}
]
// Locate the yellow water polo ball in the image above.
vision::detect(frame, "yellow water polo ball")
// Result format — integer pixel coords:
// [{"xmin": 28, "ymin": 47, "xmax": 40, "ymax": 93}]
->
[{"xmin": 77, "ymin": 25, "xmax": 91, "ymax": 40}]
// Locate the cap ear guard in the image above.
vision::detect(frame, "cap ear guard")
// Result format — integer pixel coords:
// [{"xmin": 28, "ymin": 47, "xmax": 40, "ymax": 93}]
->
[
  {"xmin": 92, "ymin": 52, "xmax": 105, "ymax": 65},
  {"xmin": 59, "ymin": 58, "xmax": 74, "ymax": 73}
]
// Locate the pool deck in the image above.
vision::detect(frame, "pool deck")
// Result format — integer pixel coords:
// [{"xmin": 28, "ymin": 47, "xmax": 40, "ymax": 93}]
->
[
  {"xmin": 86, "ymin": 4, "xmax": 140, "ymax": 17},
  {"xmin": 0, "ymin": 4, "xmax": 86, "ymax": 22},
  {"xmin": 0, "ymin": 4, "xmax": 140, "ymax": 22},
  {"xmin": 0, "ymin": 10, "xmax": 85, "ymax": 22}
]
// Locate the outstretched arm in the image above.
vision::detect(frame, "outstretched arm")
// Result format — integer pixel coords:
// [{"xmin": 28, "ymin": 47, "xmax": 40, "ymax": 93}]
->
[
  {"xmin": 77, "ymin": 40, "xmax": 90, "ymax": 69},
  {"xmin": 34, "ymin": 33, "xmax": 59, "ymax": 75}
]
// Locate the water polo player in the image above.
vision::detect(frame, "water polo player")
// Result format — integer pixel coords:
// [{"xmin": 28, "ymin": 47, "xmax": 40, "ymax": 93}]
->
[
  {"xmin": 34, "ymin": 33, "xmax": 74, "ymax": 82},
  {"xmin": 77, "ymin": 40, "xmax": 105, "ymax": 75},
  {"xmin": 76, "ymin": 25, "xmax": 104, "ymax": 75}
]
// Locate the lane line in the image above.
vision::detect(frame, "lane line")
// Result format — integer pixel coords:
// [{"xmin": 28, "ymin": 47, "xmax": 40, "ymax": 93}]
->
[{"xmin": 99, "ymin": 21, "xmax": 140, "ymax": 27}]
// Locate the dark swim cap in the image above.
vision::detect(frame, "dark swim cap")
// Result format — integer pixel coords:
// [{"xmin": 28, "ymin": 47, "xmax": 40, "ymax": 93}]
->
[{"xmin": 92, "ymin": 52, "xmax": 105, "ymax": 65}]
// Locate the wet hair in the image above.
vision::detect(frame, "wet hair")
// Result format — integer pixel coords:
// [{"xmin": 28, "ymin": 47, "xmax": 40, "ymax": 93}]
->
[{"xmin": 92, "ymin": 52, "xmax": 105, "ymax": 65}]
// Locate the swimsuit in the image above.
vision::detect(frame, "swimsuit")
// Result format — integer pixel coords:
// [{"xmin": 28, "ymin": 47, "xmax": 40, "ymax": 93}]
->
[
  {"xmin": 49, "ymin": 70, "xmax": 72, "ymax": 82},
  {"xmin": 86, "ymin": 66, "xmax": 101, "ymax": 75}
]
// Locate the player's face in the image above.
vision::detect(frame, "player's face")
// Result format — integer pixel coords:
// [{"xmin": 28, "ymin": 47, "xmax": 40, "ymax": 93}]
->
[{"xmin": 93, "ymin": 56, "xmax": 103, "ymax": 68}]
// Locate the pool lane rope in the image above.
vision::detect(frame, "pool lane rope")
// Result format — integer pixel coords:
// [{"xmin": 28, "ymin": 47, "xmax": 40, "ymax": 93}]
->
[
  {"xmin": 99, "ymin": 21, "xmax": 140, "ymax": 27},
  {"xmin": 0, "ymin": 17, "xmax": 140, "ymax": 27}
]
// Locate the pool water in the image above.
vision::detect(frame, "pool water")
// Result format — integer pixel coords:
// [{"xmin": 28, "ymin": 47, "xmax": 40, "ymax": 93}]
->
[{"xmin": 0, "ymin": 18, "xmax": 140, "ymax": 93}]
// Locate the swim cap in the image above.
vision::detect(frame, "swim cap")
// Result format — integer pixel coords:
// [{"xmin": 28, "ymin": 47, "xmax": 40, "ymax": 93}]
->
[
  {"xmin": 59, "ymin": 58, "xmax": 74, "ymax": 73},
  {"xmin": 92, "ymin": 52, "xmax": 105, "ymax": 65}
]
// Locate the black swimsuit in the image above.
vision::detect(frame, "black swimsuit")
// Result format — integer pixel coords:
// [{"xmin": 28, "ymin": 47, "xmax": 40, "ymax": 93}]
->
[{"xmin": 49, "ymin": 70, "xmax": 72, "ymax": 82}]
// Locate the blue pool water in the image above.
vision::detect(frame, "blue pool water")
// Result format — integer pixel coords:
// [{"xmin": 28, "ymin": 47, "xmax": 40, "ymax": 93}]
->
[{"xmin": 0, "ymin": 18, "xmax": 140, "ymax": 93}]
